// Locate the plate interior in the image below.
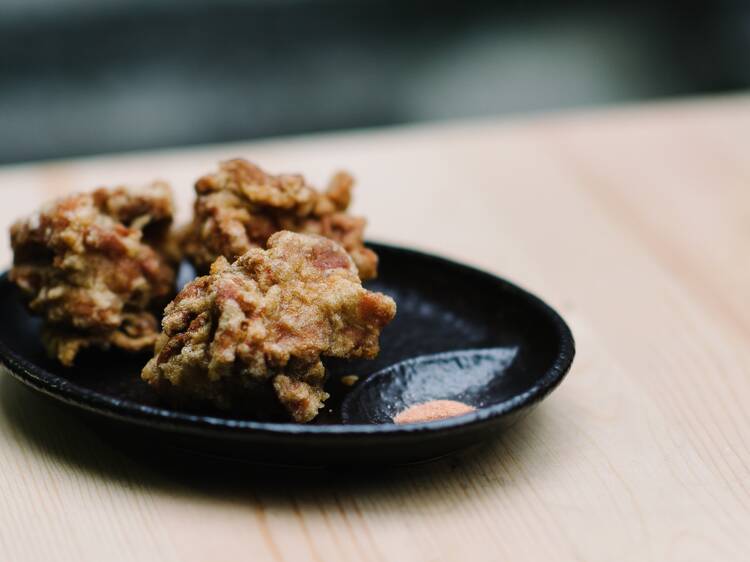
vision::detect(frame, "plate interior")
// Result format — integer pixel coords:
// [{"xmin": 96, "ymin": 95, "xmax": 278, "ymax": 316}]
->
[{"xmin": 0, "ymin": 245, "xmax": 567, "ymax": 428}]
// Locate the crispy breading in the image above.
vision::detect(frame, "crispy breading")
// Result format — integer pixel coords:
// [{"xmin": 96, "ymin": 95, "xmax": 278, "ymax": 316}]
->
[
  {"xmin": 182, "ymin": 159, "xmax": 378, "ymax": 280},
  {"xmin": 143, "ymin": 231, "xmax": 396, "ymax": 422},
  {"xmin": 9, "ymin": 182, "xmax": 177, "ymax": 365}
]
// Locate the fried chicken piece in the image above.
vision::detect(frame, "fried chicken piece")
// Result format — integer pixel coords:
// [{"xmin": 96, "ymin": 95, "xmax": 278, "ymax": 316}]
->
[
  {"xmin": 182, "ymin": 159, "xmax": 378, "ymax": 280},
  {"xmin": 142, "ymin": 231, "xmax": 396, "ymax": 422},
  {"xmin": 9, "ymin": 182, "xmax": 177, "ymax": 365}
]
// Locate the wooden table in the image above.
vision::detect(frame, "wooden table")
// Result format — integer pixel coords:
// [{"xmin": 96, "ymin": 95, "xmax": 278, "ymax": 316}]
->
[{"xmin": 1, "ymin": 96, "xmax": 749, "ymax": 562}]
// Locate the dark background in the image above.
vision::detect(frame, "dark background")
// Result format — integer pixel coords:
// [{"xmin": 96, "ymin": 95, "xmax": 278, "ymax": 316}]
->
[{"xmin": 1, "ymin": 0, "xmax": 748, "ymax": 165}]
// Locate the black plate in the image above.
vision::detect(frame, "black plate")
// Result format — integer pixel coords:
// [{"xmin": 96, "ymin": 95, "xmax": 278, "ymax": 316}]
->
[{"xmin": 0, "ymin": 244, "xmax": 574, "ymax": 466}]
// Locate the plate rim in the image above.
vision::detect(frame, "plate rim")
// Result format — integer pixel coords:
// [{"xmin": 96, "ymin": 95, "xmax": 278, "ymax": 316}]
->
[{"xmin": 0, "ymin": 242, "xmax": 575, "ymax": 438}]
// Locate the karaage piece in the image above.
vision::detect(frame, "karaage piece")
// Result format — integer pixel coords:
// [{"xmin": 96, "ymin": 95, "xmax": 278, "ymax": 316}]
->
[
  {"xmin": 9, "ymin": 182, "xmax": 177, "ymax": 365},
  {"xmin": 182, "ymin": 159, "xmax": 378, "ymax": 280},
  {"xmin": 142, "ymin": 231, "xmax": 396, "ymax": 422}
]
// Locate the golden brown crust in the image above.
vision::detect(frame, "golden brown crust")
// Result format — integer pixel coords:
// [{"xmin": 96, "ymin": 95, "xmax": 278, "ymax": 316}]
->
[
  {"xmin": 182, "ymin": 159, "xmax": 378, "ymax": 280},
  {"xmin": 142, "ymin": 231, "xmax": 396, "ymax": 422},
  {"xmin": 9, "ymin": 183, "xmax": 177, "ymax": 365}
]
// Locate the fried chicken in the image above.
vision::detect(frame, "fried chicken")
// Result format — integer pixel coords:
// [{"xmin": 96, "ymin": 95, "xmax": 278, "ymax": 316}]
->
[
  {"xmin": 9, "ymin": 182, "xmax": 177, "ymax": 365},
  {"xmin": 182, "ymin": 159, "xmax": 378, "ymax": 280},
  {"xmin": 142, "ymin": 231, "xmax": 396, "ymax": 422}
]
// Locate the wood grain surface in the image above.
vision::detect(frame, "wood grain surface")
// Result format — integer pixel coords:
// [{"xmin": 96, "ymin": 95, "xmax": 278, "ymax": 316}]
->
[{"xmin": 0, "ymin": 96, "xmax": 749, "ymax": 562}]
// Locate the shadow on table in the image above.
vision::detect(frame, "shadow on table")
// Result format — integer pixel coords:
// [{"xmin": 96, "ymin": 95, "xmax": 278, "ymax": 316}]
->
[{"xmin": 0, "ymin": 375, "xmax": 566, "ymax": 512}]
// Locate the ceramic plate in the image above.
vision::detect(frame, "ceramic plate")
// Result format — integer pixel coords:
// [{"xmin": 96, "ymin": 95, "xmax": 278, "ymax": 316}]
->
[{"xmin": 0, "ymin": 244, "xmax": 574, "ymax": 466}]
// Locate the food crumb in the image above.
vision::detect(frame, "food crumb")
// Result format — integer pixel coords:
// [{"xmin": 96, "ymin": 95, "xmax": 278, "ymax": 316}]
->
[
  {"xmin": 341, "ymin": 375, "xmax": 359, "ymax": 387},
  {"xmin": 393, "ymin": 400, "xmax": 475, "ymax": 424}
]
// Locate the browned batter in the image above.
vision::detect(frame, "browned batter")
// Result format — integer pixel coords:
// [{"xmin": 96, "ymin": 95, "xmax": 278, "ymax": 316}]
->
[
  {"xmin": 182, "ymin": 159, "xmax": 378, "ymax": 280},
  {"xmin": 9, "ymin": 182, "xmax": 177, "ymax": 365},
  {"xmin": 143, "ymin": 231, "xmax": 396, "ymax": 422}
]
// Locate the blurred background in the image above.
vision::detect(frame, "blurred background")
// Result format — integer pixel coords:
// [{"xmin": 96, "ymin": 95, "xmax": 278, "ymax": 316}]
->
[{"xmin": 1, "ymin": 0, "xmax": 748, "ymax": 165}]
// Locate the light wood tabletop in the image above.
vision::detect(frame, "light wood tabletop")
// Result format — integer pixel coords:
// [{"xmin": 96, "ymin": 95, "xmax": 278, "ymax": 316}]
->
[{"xmin": 1, "ymin": 96, "xmax": 749, "ymax": 562}]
